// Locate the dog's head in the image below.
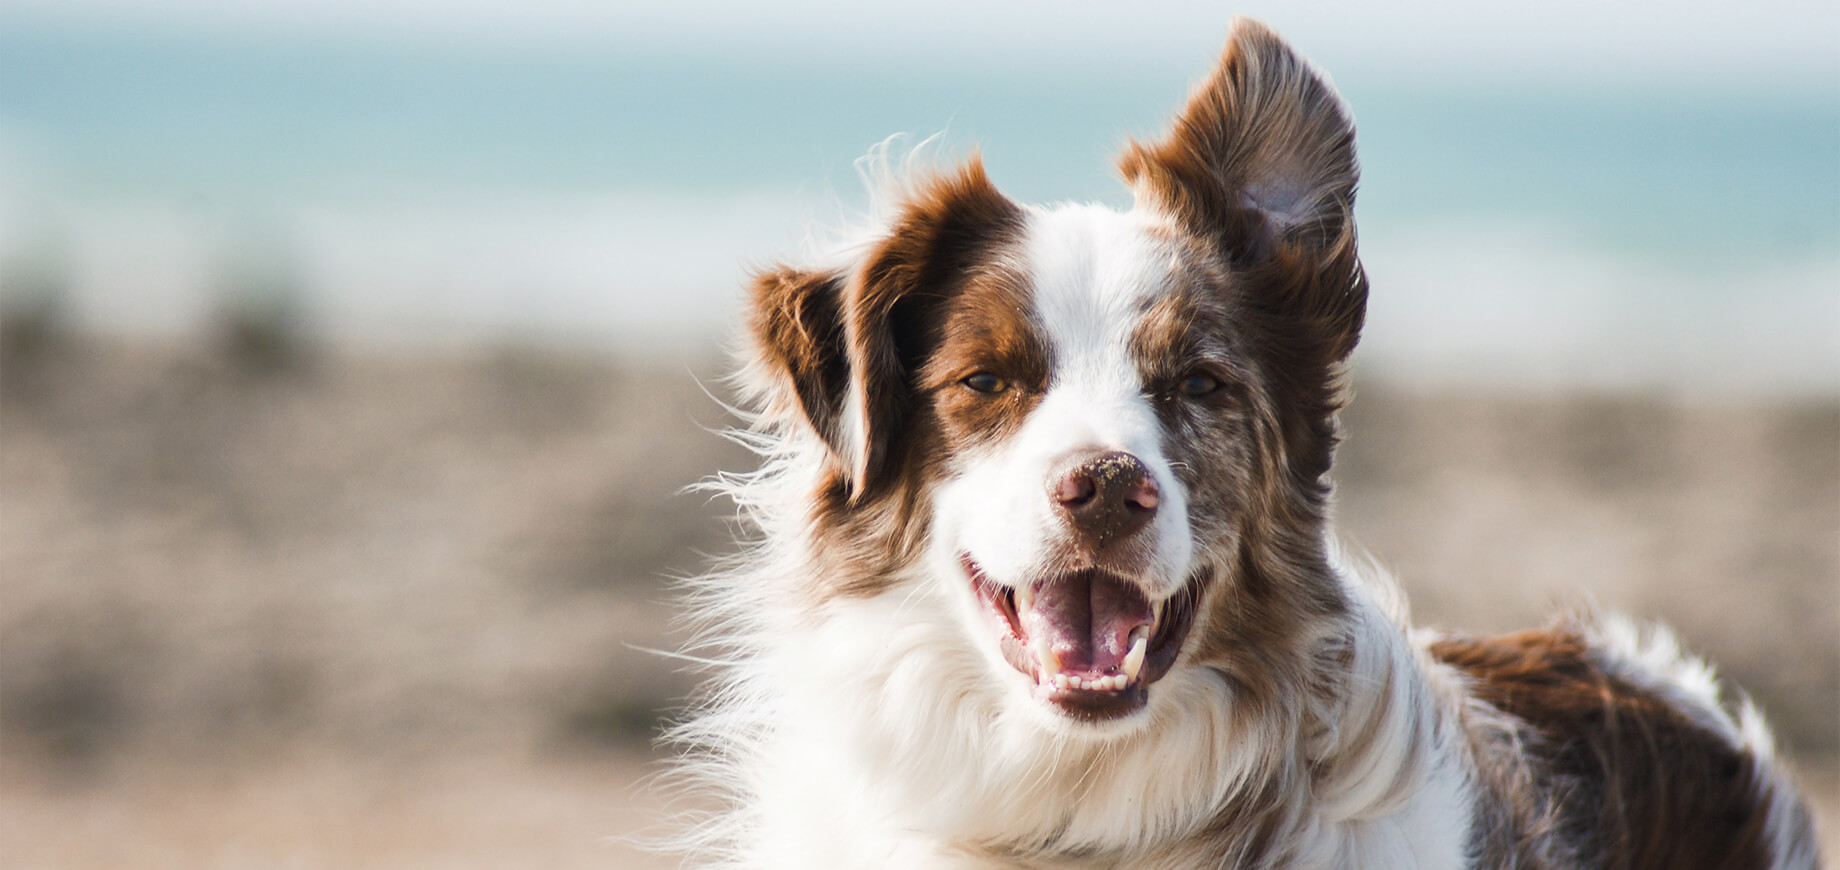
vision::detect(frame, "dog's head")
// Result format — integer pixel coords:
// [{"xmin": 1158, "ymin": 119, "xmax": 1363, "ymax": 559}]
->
[{"xmin": 745, "ymin": 19, "xmax": 1364, "ymax": 732}]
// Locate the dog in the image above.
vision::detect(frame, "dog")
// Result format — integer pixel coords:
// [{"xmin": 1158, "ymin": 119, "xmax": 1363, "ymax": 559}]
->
[{"xmin": 672, "ymin": 17, "xmax": 1821, "ymax": 869}]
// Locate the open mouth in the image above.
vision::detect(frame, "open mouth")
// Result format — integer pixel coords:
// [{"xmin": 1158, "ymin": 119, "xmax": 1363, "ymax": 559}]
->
[{"xmin": 965, "ymin": 557, "xmax": 1201, "ymax": 721}]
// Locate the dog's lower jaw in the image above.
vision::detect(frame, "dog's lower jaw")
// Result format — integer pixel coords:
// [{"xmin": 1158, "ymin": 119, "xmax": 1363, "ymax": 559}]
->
[
  {"xmin": 736, "ymin": 577, "xmax": 1477, "ymax": 870},
  {"xmin": 964, "ymin": 556, "xmax": 1205, "ymax": 723}
]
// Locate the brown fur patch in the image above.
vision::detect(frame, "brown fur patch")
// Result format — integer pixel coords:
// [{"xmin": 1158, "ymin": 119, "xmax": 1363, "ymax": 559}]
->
[
  {"xmin": 744, "ymin": 159, "xmax": 1031, "ymax": 599},
  {"xmin": 1118, "ymin": 17, "xmax": 1358, "ymax": 270},
  {"xmin": 844, "ymin": 158, "xmax": 1027, "ymax": 499},
  {"xmin": 915, "ymin": 262, "xmax": 1050, "ymax": 456},
  {"xmin": 1432, "ymin": 629, "xmax": 1777, "ymax": 870},
  {"xmin": 746, "ymin": 266, "xmax": 850, "ymax": 465}
]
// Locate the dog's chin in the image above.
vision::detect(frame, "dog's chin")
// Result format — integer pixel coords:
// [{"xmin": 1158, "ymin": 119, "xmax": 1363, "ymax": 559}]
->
[{"xmin": 964, "ymin": 556, "xmax": 1201, "ymax": 725}]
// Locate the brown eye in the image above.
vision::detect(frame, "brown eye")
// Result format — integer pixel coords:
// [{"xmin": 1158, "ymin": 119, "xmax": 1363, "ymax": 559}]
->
[
  {"xmin": 963, "ymin": 372, "xmax": 1007, "ymax": 394},
  {"xmin": 1178, "ymin": 373, "xmax": 1220, "ymax": 397}
]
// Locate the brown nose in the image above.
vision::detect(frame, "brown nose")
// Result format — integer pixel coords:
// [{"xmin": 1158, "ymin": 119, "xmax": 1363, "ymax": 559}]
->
[{"xmin": 1050, "ymin": 450, "xmax": 1159, "ymax": 550}]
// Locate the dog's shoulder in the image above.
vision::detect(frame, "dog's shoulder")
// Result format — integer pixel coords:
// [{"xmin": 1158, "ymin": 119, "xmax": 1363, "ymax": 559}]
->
[{"xmin": 1428, "ymin": 621, "xmax": 1817, "ymax": 870}]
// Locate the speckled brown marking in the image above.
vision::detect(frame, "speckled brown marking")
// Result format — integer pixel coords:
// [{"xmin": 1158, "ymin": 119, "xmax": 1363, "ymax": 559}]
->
[
  {"xmin": 1119, "ymin": 18, "xmax": 1366, "ymax": 495},
  {"xmin": 1116, "ymin": 21, "xmax": 1366, "ymax": 791}
]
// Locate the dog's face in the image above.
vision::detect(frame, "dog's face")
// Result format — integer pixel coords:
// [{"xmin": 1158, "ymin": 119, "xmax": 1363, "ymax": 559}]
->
[
  {"xmin": 746, "ymin": 19, "xmax": 1364, "ymax": 733},
  {"xmin": 927, "ymin": 207, "xmax": 1241, "ymax": 724}
]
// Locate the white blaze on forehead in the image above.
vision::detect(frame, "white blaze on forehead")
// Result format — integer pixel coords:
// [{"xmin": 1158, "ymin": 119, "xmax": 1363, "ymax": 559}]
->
[
  {"xmin": 931, "ymin": 203, "xmax": 1193, "ymax": 597},
  {"xmin": 1019, "ymin": 204, "xmax": 1184, "ymax": 467},
  {"xmin": 1025, "ymin": 204, "xmax": 1179, "ymax": 393}
]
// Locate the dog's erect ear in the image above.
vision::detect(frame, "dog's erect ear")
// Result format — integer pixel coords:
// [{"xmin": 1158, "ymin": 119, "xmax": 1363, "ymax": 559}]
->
[
  {"xmin": 1119, "ymin": 18, "xmax": 1365, "ymax": 363},
  {"xmin": 748, "ymin": 159, "xmax": 1022, "ymax": 498},
  {"xmin": 1121, "ymin": 17, "xmax": 1358, "ymax": 261}
]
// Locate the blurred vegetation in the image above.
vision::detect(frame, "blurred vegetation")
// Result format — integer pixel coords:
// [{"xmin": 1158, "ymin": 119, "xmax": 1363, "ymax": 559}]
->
[
  {"xmin": 210, "ymin": 225, "xmax": 310, "ymax": 374},
  {"xmin": 0, "ymin": 242, "xmax": 73, "ymax": 389}
]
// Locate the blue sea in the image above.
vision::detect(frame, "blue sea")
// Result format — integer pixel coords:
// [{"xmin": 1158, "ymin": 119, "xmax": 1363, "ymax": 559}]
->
[{"xmin": 1, "ymin": 24, "xmax": 1835, "ymax": 392}]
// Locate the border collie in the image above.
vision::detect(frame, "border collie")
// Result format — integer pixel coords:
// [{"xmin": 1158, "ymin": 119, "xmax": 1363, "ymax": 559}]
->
[{"xmin": 673, "ymin": 17, "xmax": 1821, "ymax": 869}]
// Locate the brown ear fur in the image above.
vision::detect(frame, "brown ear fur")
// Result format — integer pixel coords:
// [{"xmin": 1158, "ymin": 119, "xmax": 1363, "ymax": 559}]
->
[
  {"xmin": 747, "ymin": 265, "xmax": 851, "ymax": 457},
  {"xmin": 1118, "ymin": 17, "xmax": 1365, "ymax": 364},
  {"xmin": 845, "ymin": 158, "xmax": 1023, "ymax": 495},
  {"xmin": 748, "ymin": 158, "xmax": 1023, "ymax": 497}
]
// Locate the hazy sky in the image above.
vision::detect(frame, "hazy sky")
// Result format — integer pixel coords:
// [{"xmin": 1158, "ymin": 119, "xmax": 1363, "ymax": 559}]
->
[{"xmin": 8, "ymin": 0, "xmax": 1838, "ymax": 83}]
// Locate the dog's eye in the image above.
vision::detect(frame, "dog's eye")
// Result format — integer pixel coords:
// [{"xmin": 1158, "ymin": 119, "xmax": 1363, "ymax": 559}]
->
[
  {"xmin": 1177, "ymin": 373, "xmax": 1221, "ymax": 397},
  {"xmin": 963, "ymin": 372, "xmax": 1008, "ymax": 394}
]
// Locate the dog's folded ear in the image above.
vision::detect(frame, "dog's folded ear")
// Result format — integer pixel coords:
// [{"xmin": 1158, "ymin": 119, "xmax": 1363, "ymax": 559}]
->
[
  {"xmin": 748, "ymin": 160, "xmax": 1023, "ymax": 499},
  {"xmin": 1119, "ymin": 18, "xmax": 1365, "ymax": 362},
  {"xmin": 747, "ymin": 265, "xmax": 853, "ymax": 459}
]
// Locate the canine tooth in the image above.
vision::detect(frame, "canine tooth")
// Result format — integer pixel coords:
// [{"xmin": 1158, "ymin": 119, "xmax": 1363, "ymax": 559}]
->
[
  {"xmin": 1122, "ymin": 633, "xmax": 1148, "ymax": 682},
  {"xmin": 1014, "ymin": 583, "xmax": 1034, "ymax": 614},
  {"xmin": 1033, "ymin": 635, "xmax": 1061, "ymax": 675}
]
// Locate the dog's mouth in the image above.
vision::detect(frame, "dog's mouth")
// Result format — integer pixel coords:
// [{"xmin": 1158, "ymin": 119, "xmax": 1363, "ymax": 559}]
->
[{"xmin": 965, "ymin": 557, "xmax": 1200, "ymax": 721}]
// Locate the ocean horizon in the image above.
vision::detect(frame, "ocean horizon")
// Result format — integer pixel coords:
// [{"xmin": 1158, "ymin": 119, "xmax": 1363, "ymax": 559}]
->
[{"xmin": 2, "ymin": 22, "xmax": 1836, "ymax": 394}]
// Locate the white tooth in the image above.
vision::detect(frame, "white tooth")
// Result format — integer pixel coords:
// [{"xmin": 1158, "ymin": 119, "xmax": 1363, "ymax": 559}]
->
[
  {"xmin": 1122, "ymin": 634, "xmax": 1148, "ymax": 682},
  {"xmin": 1033, "ymin": 636, "xmax": 1061, "ymax": 675},
  {"xmin": 1014, "ymin": 583, "xmax": 1034, "ymax": 614},
  {"xmin": 1071, "ymin": 676, "xmax": 1086, "ymax": 690},
  {"xmin": 1054, "ymin": 674, "xmax": 1070, "ymax": 690}
]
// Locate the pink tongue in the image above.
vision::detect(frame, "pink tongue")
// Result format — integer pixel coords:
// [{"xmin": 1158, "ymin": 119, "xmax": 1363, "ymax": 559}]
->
[{"xmin": 1017, "ymin": 570, "xmax": 1154, "ymax": 675}]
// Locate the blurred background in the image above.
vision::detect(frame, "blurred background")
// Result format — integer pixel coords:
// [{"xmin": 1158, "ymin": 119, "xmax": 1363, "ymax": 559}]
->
[{"xmin": 1, "ymin": 1, "xmax": 1835, "ymax": 866}]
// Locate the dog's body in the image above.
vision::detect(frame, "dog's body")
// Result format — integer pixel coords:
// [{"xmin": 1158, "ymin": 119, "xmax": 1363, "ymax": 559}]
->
[{"xmin": 675, "ymin": 19, "xmax": 1820, "ymax": 869}]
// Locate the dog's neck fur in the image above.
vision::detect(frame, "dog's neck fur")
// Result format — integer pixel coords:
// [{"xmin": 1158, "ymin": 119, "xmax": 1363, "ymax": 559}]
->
[{"xmin": 679, "ymin": 432, "xmax": 1476, "ymax": 869}]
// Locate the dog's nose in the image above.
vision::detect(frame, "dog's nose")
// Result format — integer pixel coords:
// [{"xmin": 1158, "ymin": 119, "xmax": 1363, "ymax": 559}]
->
[{"xmin": 1050, "ymin": 450, "xmax": 1159, "ymax": 548}]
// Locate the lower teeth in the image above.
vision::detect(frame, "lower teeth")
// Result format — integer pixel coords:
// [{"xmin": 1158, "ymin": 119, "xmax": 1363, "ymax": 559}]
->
[{"xmin": 1047, "ymin": 673, "xmax": 1128, "ymax": 691}]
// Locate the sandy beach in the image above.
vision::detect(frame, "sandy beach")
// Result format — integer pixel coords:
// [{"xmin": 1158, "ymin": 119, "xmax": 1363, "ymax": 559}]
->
[{"xmin": 2, "ymin": 337, "xmax": 1834, "ymax": 865}]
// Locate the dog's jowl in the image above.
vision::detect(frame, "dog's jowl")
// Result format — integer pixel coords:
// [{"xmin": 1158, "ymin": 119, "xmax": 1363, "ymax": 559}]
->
[{"xmin": 674, "ymin": 17, "xmax": 1822, "ymax": 870}]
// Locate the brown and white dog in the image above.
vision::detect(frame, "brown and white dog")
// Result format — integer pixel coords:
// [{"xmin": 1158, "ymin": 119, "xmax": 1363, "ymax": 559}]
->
[{"xmin": 674, "ymin": 18, "xmax": 1821, "ymax": 869}]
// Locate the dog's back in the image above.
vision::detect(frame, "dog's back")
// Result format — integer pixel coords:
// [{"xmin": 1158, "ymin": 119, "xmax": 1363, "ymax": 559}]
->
[{"xmin": 1435, "ymin": 623, "xmax": 1817, "ymax": 869}]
